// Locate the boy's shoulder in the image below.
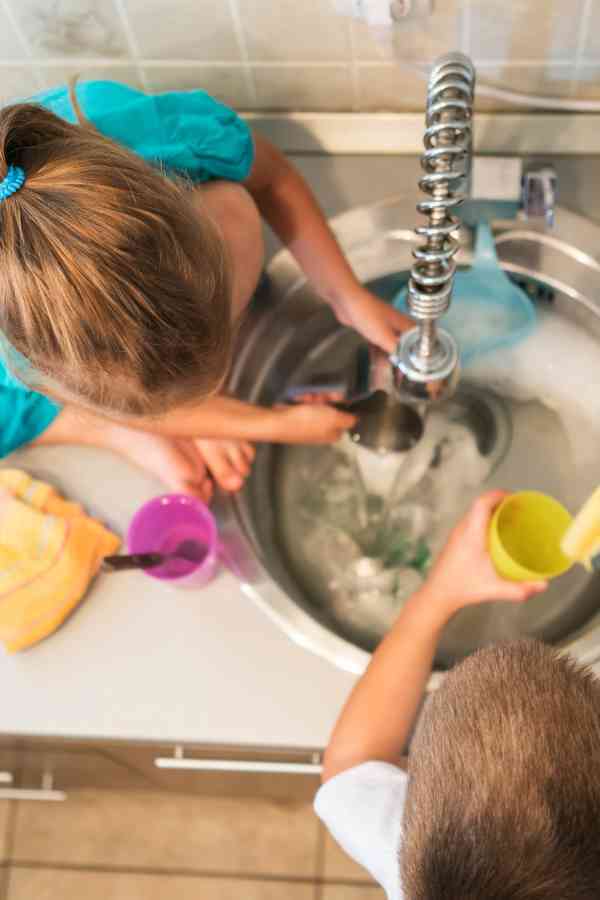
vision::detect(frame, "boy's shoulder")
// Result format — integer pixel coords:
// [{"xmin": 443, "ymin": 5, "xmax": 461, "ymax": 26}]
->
[{"xmin": 315, "ymin": 761, "xmax": 408, "ymax": 900}]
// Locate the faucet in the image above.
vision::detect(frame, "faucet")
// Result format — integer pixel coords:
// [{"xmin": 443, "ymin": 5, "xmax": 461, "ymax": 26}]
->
[
  {"xmin": 282, "ymin": 52, "xmax": 477, "ymax": 452},
  {"xmin": 521, "ymin": 166, "xmax": 557, "ymax": 228},
  {"xmin": 390, "ymin": 51, "xmax": 475, "ymax": 408}
]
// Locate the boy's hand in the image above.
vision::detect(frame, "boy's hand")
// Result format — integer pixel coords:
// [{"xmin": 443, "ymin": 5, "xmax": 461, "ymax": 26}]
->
[
  {"xmin": 331, "ymin": 287, "xmax": 413, "ymax": 354},
  {"xmin": 422, "ymin": 490, "xmax": 548, "ymax": 615}
]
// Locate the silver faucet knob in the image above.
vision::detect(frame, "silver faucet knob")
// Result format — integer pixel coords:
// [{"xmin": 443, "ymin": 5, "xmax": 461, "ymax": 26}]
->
[{"xmin": 521, "ymin": 166, "xmax": 557, "ymax": 228}]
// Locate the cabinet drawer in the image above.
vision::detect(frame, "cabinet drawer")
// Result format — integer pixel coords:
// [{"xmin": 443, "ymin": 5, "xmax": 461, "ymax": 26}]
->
[
  {"xmin": 2, "ymin": 738, "xmax": 322, "ymax": 801},
  {"xmin": 20, "ymin": 744, "xmax": 153, "ymax": 793},
  {"xmin": 112, "ymin": 743, "xmax": 322, "ymax": 801}
]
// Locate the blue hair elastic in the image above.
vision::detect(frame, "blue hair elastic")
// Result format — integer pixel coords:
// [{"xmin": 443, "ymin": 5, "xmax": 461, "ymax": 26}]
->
[{"xmin": 0, "ymin": 165, "xmax": 26, "ymax": 202}]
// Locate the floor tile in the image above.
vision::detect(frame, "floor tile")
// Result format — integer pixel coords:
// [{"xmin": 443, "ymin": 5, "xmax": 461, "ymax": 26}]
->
[
  {"xmin": 0, "ymin": 801, "xmax": 11, "ymax": 861},
  {"xmin": 7, "ymin": 868, "xmax": 315, "ymax": 900},
  {"xmin": 322, "ymin": 887, "xmax": 385, "ymax": 900},
  {"xmin": 13, "ymin": 790, "xmax": 318, "ymax": 877},
  {"xmin": 322, "ymin": 831, "xmax": 374, "ymax": 883}
]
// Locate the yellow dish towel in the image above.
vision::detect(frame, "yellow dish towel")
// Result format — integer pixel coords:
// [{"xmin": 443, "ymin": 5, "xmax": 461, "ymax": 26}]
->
[{"xmin": 0, "ymin": 469, "xmax": 120, "ymax": 652}]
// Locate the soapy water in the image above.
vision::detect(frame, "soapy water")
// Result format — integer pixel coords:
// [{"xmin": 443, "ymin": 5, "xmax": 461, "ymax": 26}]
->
[
  {"xmin": 468, "ymin": 310, "xmax": 600, "ymax": 474},
  {"xmin": 275, "ymin": 308, "xmax": 600, "ymax": 648},
  {"xmin": 276, "ymin": 415, "xmax": 492, "ymax": 644}
]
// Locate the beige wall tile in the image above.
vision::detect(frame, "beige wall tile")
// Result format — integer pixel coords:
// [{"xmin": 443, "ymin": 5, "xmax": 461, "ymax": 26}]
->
[
  {"xmin": 582, "ymin": 3, "xmax": 600, "ymax": 59},
  {"xmin": 12, "ymin": 790, "xmax": 319, "ymax": 877},
  {"xmin": 0, "ymin": 65, "xmax": 42, "ymax": 103},
  {"xmin": 467, "ymin": 0, "xmax": 583, "ymax": 62},
  {"xmin": 239, "ymin": 0, "xmax": 351, "ymax": 62},
  {"xmin": 573, "ymin": 66, "xmax": 600, "ymax": 100},
  {"xmin": 352, "ymin": 2, "xmax": 464, "ymax": 64},
  {"xmin": 123, "ymin": 0, "xmax": 240, "ymax": 61},
  {"xmin": 37, "ymin": 64, "xmax": 142, "ymax": 91},
  {"xmin": 357, "ymin": 64, "xmax": 426, "ymax": 112},
  {"xmin": 323, "ymin": 830, "xmax": 375, "ymax": 882},
  {"xmin": 475, "ymin": 64, "xmax": 576, "ymax": 111},
  {"xmin": 322, "ymin": 887, "xmax": 386, "ymax": 900},
  {"xmin": 0, "ymin": 6, "xmax": 26, "ymax": 60},
  {"xmin": 253, "ymin": 65, "xmax": 353, "ymax": 111},
  {"xmin": 143, "ymin": 66, "xmax": 252, "ymax": 109},
  {"xmin": 12, "ymin": 0, "xmax": 127, "ymax": 58},
  {"xmin": 7, "ymin": 868, "xmax": 315, "ymax": 900},
  {"xmin": 0, "ymin": 801, "xmax": 10, "ymax": 861}
]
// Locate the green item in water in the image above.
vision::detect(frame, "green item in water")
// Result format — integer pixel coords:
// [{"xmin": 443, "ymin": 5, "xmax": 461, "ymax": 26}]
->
[{"xmin": 409, "ymin": 539, "xmax": 431, "ymax": 574}]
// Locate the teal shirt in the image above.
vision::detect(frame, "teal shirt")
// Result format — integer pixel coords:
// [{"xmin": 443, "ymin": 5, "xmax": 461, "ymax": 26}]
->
[{"xmin": 0, "ymin": 80, "xmax": 254, "ymax": 456}]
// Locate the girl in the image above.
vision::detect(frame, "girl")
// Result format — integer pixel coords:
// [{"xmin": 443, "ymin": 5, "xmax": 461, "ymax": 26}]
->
[{"xmin": 0, "ymin": 80, "xmax": 410, "ymax": 501}]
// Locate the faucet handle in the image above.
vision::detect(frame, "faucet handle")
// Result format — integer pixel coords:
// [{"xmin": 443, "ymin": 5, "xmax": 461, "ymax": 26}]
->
[{"xmin": 521, "ymin": 166, "xmax": 557, "ymax": 228}]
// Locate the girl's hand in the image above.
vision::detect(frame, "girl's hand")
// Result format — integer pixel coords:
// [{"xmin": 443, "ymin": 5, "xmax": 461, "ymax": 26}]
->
[
  {"xmin": 422, "ymin": 490, "xmax": 548, "ymax": 616},
  {"xmin": 280, "ymin": 403, "xmax": 357, "ymax": 444},
  {"xmin": 331, "ymin": 287, "xmax": 413, "ymax": 354}
]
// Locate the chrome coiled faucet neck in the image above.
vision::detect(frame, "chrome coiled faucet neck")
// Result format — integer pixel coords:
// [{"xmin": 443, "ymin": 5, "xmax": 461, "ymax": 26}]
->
[{"xmin": 392, "ymin": 52, "xmax": 475, "ymax": 404}]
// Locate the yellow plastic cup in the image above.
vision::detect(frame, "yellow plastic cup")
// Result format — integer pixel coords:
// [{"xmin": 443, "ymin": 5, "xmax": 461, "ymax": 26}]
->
[{"xmin": 489, "ymin": 491, "xmax": 573, "ymax": 582}]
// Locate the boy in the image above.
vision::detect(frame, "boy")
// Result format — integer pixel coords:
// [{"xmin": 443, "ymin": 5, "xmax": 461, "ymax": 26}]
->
[{"xmin": 316, "ymin": 490, "xmax": 600, "ymax": 899}]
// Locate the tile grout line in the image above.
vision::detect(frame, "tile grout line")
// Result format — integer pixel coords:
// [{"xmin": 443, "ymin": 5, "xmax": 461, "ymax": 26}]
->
[
  {"xmin": 4, "ymin": 859, "xmax": 380, "ymax": 889},
  {"xmin": 0, "ymin": 58, "xmax": 583, "ymax": 69},
  {"xmin": 0, "ymin": 0, "xmax": 43, "ymax": 90},
  {"xmin": 573, "ymin": 0, "xmax": 593, "ymax": 93},
  {"xmin": 0, "ymin": 0, "xmax": 33, "ymax": 59},
  {"xmin": 227, "ymin": 0, "xmax": 257, "ymax": 109},
  {"xmin": 7, "ymin": 860, "xmax": 328, "ymax": 882},
  {"xmin": 459, "ymin": 0, "xmax": 471, "ymax": 57},
  {"xmin": 0, "ymin": 798, "xmax": 18, "ymax": 900},
  {"xmin": 314, "ymin": 822, "xmax": 327, "ymax": 900},
  {"xmin": 0, "ymin": 864, "xmax": 6, "ymax": 900},
  {"xmin": 348, "ymin": 21, "xmax": 360, "ymax": 113},
  {"xmin": 111, "ymin": 0, "xmax": 147, "ymax": 90},
  {"xmin": 575, "ymin": 0, "xmax": 592, "ymax": 62}
]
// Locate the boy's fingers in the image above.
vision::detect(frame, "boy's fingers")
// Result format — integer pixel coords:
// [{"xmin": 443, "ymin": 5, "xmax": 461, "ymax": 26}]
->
[
  {"xmin": 388, "ymin": 306, "xmax": 413, "ymax": 334},
  {"xmin": 502, "ymin": 580, "xmax": 548, "ymax": 603},
  {"xmin": 473, "ymin": 490, "xmax": 510, "ymax": 516},
  {"xmin": 370, "ymin": 322, "xmax": 397, "ymax": 355}
]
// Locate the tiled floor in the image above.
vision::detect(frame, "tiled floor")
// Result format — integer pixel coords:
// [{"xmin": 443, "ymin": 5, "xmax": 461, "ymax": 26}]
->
[{"xmin": 0, "ymin": 793, "xmax": 385, "ymax": 899}]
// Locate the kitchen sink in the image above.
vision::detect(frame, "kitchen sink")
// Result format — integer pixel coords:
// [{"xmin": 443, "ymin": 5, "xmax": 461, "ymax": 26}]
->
[{"xmin": 220, "ymin": 191, "xmax": 600, "ymax": 685}]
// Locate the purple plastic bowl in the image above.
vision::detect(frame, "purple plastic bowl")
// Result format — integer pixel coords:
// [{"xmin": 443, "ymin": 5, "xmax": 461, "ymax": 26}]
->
[{"xmin": 127, "ymin": 494, "xmax": 219, "ymax": 586}]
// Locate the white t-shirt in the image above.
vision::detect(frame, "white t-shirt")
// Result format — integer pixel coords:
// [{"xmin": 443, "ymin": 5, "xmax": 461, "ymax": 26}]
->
[{"xmin": 314, "ymin": 760, "xmax": 408, "ymax": 900}]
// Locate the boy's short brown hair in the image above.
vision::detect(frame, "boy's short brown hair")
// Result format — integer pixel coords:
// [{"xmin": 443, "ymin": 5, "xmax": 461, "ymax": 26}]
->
[{"xmin": 402, "ymin": 640, "xmax": 600, "ymax": 900}]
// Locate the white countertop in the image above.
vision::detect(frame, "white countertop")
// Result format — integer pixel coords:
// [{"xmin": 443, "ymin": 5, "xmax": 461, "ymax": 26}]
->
[
  {"xmin": 2, "ymin": 443, "xmax": 357, "ymax": 749},
  {"xmin": 5, "ymin": 153, "xmax": 600, "ymax": 749}
]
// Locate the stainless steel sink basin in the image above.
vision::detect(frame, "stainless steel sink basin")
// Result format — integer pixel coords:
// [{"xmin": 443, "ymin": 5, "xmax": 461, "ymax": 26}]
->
[{"xmin": 220, "ymin": 192, "xmax": 600, "ymax": 685}]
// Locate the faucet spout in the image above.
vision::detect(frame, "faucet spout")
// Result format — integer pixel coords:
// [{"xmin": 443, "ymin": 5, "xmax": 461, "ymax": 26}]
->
[{"xmin": 391, "ymin": 51, "xmax": 476, "ymax": 406}]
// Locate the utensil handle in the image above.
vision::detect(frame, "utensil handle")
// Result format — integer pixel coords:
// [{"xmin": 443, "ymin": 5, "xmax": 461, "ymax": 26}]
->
[
  {"xmin": 103, "ymin": 552, "xmax": 164, "ymax": 571},
  {"xmin": 473, "ymin": 220, "xmax": 499, "ymax": 267}
]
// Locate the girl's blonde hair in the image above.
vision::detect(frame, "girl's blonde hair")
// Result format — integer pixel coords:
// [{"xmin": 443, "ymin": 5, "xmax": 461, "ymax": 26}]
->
[{"xmin": 0, "ymin": 98, "xmax": 232, "ymax": 417}]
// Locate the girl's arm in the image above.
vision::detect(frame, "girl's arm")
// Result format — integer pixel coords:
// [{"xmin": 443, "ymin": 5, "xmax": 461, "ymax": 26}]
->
[
  {"xmin": 147, "ymin": 394, "xmax": 356, "ymax": 443},
  {"xmin": 244, "ymin": 133, "xmax": 412, "ymax": 354},
  {"xmin": 34, "ymin": 396, "xmax": 356, "ymax": 447},
  {"xmin": 321, "ymin": 492, "xmax": 547, "ymax": 783}
]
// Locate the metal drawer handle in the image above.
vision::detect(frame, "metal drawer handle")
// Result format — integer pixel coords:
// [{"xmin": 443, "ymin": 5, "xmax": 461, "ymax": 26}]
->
[
  {"xmin": 155, "ymin": 747, "xmax": 322, "ymax": 775},
  {"xmin": 0, "ymin": 771, "xmax": 66, "ymax": 801}
]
